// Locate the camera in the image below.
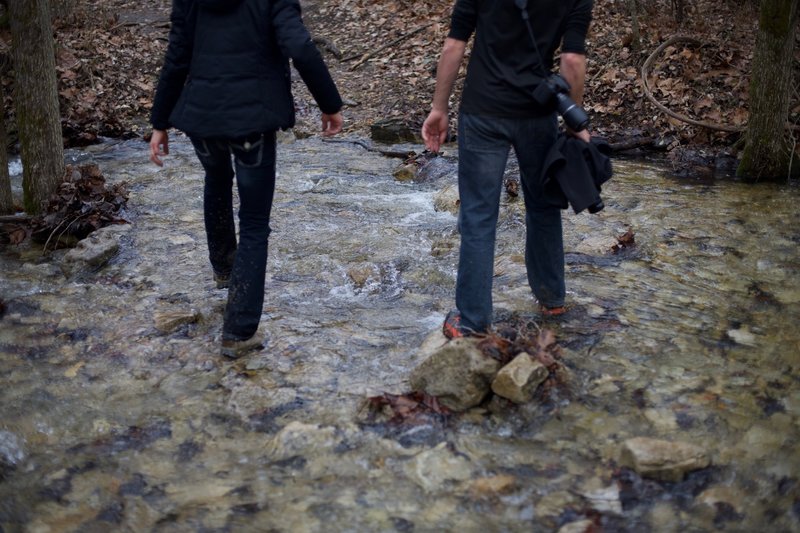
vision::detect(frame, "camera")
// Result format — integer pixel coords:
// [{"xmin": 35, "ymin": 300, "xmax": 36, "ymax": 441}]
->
[{"xmin": 533, "ymin": 74, "xmax": 590, "ymax": 132}]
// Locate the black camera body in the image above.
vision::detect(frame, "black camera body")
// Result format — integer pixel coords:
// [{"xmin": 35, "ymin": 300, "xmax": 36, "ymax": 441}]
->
[{"xmin": 532, "ymin": 73, "xmax": 590, "ymax": 133}]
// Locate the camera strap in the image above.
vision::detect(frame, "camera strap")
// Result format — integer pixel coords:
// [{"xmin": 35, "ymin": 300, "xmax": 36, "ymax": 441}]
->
[{"xmin": 514, "ymin": 0, "xmax": 549, "ymax": 79}]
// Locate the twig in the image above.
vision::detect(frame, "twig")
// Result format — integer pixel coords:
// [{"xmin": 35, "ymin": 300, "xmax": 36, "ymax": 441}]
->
[
  {"xmin": 349, "ymin": 21, "xmax": 436, "ymax": 70},
  {"xmin": 641, "ymin": 36, "xmax": 744, "ymax": 133}
]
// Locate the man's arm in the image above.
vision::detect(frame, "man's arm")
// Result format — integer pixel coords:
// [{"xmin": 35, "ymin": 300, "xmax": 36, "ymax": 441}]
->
[
  {"xmin": 421, "ymin": 37, "xmax": 467, "ymax": 153},
  {"xmin": 560, "ymin": 52, "xmax": 591, "ymax": 142}
]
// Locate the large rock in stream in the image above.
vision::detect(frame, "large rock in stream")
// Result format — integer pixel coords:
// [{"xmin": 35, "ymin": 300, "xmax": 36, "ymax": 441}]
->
[{"xmin": 409, "ymin": 337, "xmax": 501, "ymax": 411}]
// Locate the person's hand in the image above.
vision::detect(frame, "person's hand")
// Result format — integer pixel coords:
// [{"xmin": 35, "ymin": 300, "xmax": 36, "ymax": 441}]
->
[
  {"xmin": 149, "ymin": 129, "xmax": 169, "ymax": 166},
  {"xmin": 321, "ymin": 112, "xmax": 343, "ymax": 137},
  {"xmin": 422, "ymin": 109, "xmax": 449, "ymax": 153},
  {"xmin": 568, "ymin": 127, "xmax": 591, "ymax": 143}
]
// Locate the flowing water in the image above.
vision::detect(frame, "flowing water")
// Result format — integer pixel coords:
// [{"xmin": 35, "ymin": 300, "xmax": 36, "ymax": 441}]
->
[{"xmin": 0, "ymin": 135, "xmax": 798, "ymax": 532}]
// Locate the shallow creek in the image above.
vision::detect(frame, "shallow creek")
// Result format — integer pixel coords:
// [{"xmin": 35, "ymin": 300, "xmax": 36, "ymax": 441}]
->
[{"xmin": 1, "ymin": 135, "xmax": 798, "ymax": 531}]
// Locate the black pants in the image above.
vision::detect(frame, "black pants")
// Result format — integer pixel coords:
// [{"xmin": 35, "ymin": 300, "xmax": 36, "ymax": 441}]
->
[{"xmin": 190, "ymin": 133, "xmax": 277, "ymax": 341}]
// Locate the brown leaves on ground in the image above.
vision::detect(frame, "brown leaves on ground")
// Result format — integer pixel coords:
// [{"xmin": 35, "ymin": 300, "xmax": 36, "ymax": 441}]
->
[
  {"xmin": 613, "ymin": 229, "xmax": 636, "ymax": 254},
  {"xmin": 30, "ymin": 164, "xmax": 129, "ymax": 248},
  {"xmin": 3, "ymin": 0, "xmax": 790, "ymax": 161},
  {"xmin": 366, "ymin": 390, "xmax": 452, "ymax": 425}
]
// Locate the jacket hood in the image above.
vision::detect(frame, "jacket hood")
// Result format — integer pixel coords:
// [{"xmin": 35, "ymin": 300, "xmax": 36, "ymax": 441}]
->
[{"xmin": 196, "ymin": 0, "xmax": 244, "ymax": 13}]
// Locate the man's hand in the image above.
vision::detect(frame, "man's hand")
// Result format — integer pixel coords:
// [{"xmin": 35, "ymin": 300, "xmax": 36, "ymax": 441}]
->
[
  {"xmin": 568, "ymin": 127, "xmax": 591, "ymax": 143},
  {"xmin": 321, "ymin": 112, "xmax": 343, "ymax": 137},
  {"xmin": 422, "ymin": 109, "xmax": 449, "ymax": 153},
  {"xmin": 149, "ymin": 129, "xmax": 169, "ymax": 166}
]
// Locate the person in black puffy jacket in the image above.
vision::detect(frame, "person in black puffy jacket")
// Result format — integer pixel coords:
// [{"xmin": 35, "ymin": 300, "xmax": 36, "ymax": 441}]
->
[{"xmin": 149, "ymin": 0, "xmax": 343, "ymax": 358}]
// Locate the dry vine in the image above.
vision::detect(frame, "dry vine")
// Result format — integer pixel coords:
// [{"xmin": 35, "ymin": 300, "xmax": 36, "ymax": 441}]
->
[{"xmin": 641, "ymin": 35, "xmax": 745, "ymax": 133}]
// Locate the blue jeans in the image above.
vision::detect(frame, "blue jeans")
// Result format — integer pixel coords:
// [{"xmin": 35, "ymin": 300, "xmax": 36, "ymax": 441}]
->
[
  {"xmin": 190, "ymin": 133, "xmax": 277, "ymax": 341},
  {"xmin": 456, "ymin": 112, "xmax": 564, "ymax": 333}
]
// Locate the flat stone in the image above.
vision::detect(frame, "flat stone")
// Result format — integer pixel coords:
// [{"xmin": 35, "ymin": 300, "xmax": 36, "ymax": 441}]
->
[
  {"xmin": 491, "ymin": 352, "xmax": 549, "ymax": 403},
  {"xmin": 153, "ymin": 309, "xmax": 200, "ymax": 334},
  {"xmin": 620, "ymin": 437, "xmax": 710, "ymax": 482},
  {"xmin": 265, "ymin": 421, "xmax": 338, "ymax": 462}
]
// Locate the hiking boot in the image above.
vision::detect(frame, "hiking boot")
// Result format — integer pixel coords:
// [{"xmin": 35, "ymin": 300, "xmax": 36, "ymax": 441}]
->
[
  {"xmin": 220, "ymin": 335, "xmax": 263, "ymax": 358},
  {"xmin": 442, "ymin": 309, "xmax": 466, "ymax": 339},
  {"xmin": 214, "ymin": 271, "xmax": 231, "ymax": 289},
  {"xmin": 539, "ymin": 304, "xmax": 567, "ymax": 317}
]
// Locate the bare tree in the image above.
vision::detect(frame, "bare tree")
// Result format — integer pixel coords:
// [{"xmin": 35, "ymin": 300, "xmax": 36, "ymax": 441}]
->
[
  {"xmin": 8, "ymin": 0, "xmax": 64, "ymax": 214},
  {"xmin": 737, "ymin": 0, "xmax": 799, "ymax": 181},
  {"xmin": 0, "ymin": 38, "xmax": 11, "ymax": 214}
]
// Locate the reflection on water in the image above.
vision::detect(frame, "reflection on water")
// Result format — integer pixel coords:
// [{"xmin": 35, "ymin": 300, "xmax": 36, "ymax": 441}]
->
[{"xmin": 0, "ymin": 137, "xmax": 798, "ymax": 531}]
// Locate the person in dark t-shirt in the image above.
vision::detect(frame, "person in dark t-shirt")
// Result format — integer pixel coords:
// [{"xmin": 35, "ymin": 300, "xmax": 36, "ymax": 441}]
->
[{"xmin": 422, "ymin": 0, "xmax": 594, "ymax": 338}]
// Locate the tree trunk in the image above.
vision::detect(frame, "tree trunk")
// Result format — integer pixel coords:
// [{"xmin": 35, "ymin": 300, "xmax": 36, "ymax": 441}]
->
[
  {"xmin": 8, "ymin": 0, "xmax": 64, "ymax": 214},
  {"xmin": 0, "ymin": 115, "xmax": 12, "ymax": 214},
  {"xmin": 627, "ymin": 0, "xmax": 641, "ymax": 51},
  {"xmin": 737, "ymin": 0, "xmax": 799, "ymax": 182}
]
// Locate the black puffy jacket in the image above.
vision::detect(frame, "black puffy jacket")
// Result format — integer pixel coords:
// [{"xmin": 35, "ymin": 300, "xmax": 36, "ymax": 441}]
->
[{"xmin": 151, "ymin": 0, "xmax": 342, "ymax": 138}]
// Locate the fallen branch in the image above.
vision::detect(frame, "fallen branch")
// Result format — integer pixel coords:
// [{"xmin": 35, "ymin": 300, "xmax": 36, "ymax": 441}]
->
[
  {"xmin": 608, "ymin": 136, "xmax": 659, "ymax": 152},
  {"xmin": 641, "ymin": 36, "xmax": 745, "ymax": 133},
  {"xmin": 323, "ymin": 138, "xmax": 414, "ymax": 159},
  {"xmin": 0, "ymin": 215, "xmax": 31, "ymax": 224},
  {"xmin": 349, "ymin": 22, "xmax": 436, "ymax": 70}
]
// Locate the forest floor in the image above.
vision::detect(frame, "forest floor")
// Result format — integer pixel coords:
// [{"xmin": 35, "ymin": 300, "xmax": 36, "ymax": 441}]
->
[{"xmin": 2, "ymin": 0, "xmax": 798, "ymax": 176}]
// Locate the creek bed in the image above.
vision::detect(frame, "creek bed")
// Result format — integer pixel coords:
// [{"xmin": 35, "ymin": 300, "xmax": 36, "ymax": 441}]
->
[{"xmin": 1, "ymin": 136, "xmax": 798, "ymax": 531}]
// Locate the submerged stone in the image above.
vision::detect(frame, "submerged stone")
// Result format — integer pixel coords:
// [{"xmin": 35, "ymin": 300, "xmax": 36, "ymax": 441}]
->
[
  {"xmin": 620, "ymin": 437, "xmax": 711, "ymax": 482},
  {"xmin": 405, "ymin": 442, "xmax": 474, "ymax": 492}
]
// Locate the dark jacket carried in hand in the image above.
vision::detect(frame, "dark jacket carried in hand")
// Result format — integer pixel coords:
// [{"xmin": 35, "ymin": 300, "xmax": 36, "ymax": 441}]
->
[
  {"xmin": 542, "ymin": 134, "xmax": 613, "ymax": 214},
  {"xmin": 151, "ymin": 0, "xmax": 342, "ymax": 139}
]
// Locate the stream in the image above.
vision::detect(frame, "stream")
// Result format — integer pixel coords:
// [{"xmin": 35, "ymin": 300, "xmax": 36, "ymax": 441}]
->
[{"xmin": 1, "ymin": 134, "xmax": 799, "ymax": 532}]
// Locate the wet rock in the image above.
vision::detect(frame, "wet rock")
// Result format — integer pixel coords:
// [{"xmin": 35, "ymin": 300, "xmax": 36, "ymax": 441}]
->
[
  {"xmin": 347, "ymin": 263, "xmax": 379, "ymax": 288},
  {"xmin": 648, "ymin": 501, "xmax": 685, "ymax": 531},
  {"xmin": 536, "ymin": 491, "xmax": 580, "ymax": 524},
  {"xmin": 405, "ymin": 442, "xmax": 473, "ymax": 492},
  {"xmin": 417, "ymin": 156, "xmax": 456, "ymax": 182},
  {"xmin": 725, "ymin": 326, "xmax": 758, "ymax": 347},
  {"xmin": 392, "ymin": 163, "xmax": 417, "ymax": 182},
  {"xmin": 463, "ymin": 474, "xmax": 517, "ymax": 498},
  {"xmin": 61, "ymin": 225, "xmax": 129, "ymax": 276},
  {"xmin": 277, "ymin": 129, "xmax": 296, "ymax": 144},
  {"xmin": 153, "ymin": 309, "xmax": 200, "ymax": 334},
  {"xmin": 491, "ymin": 352, "xmax": 548, "ymax": 403},
  {"xmin": 580, "ymin": 479, "xmax": 623, "ymax": 515},
  {"xmin": 643, "ymin": 408, "xmax": 679, "ymax": 432},
  {"xmin": 620, "ymin": 437, "xmax": 710, "ymax": 482},
  {"xmin": 265, "ymin": 421, "xmax": 338, "ymax": 462},
  {"xmin": 430, "ymin": 238, "xmax": 455, "ymax": 257},
  {"xmin": 0, "ymin": 430, "xmax": 25, "ymax": 475},
  {"xmin": 433, "ymin": 183, "xmax": 459, "ymax": 215},
  {"xmin": 694, "ymin": 485, "xmax": 745, "ymax": 521},
  {"xmin": 409, "ymin": 338, "xmax": 501, "ymax": 411},
  {"xmin": 21, "ymin": 262, "xmax": 64, "ymax": 278},
  {"xmin": 558, "ymin": 520, "xmax": 594, "ymax": 533},
  {"xmin": 573, "ymin": 234, "xmax": 620, "ymax": 255}
]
